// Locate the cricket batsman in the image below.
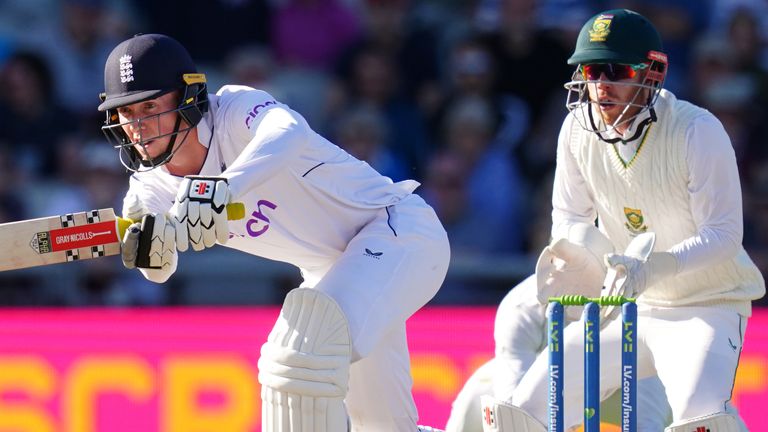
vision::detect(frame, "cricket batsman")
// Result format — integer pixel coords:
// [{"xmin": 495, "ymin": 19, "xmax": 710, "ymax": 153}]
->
[{"xmin": 98, "ymin": 33, "xmax": 450, "ymax": 431}]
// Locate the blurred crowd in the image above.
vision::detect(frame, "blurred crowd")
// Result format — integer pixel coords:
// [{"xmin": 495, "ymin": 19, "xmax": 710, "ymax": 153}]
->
[{"xmin": 0, "ymin": 0, "xmax": 766, "ymax": 306}]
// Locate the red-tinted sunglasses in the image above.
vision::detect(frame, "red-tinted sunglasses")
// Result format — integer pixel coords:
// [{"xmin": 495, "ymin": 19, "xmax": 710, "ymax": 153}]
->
[{"xmin": 580, "ymin": 63, "xmax": 646, "ymax": 81}]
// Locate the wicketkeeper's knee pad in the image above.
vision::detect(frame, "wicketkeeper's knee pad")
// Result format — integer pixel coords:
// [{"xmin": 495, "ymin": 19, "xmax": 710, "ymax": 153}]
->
[
  {"xmin": 665, "ymin": 412, "xmax": 740, "ymax": 432},
  {"xmin": 480, "ymin": 396, "xmax": 546, "ymax": 432},
  {"xmin": 258, "ymin": 288, "xmax": 351, "ymax": 432}
]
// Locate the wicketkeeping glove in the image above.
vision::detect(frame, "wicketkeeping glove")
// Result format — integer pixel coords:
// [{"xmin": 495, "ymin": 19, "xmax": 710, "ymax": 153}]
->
[
  {"xmin": 600, "ymin": 232, "xmax": 678, "ymax": 325},
  {"xmin": 535, "ymin": 237, "xmax": 606, "ymax": 304},
  {"xmin": 172, "ymin": 176, "xmax": 231, "ymax": 252},
  {"xmin": 603, "ymin": 250, "xmax": 678, "ymax": 299},
  {"xmin": 535, "ymin": 222, "xmax": 614, "ymax": 320}
]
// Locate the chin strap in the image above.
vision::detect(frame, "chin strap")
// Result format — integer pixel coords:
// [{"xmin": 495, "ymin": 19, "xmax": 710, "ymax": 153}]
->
[{"xmin": 589, "ymin": 104, "xmax": 657, "ymax": 145}]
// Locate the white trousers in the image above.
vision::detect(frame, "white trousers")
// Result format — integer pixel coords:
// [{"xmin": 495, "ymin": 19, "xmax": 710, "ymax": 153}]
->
[
  {"xmin": 304, "ymin": 194, "xmax": 450, "ymax": 431},
  {"xmin": 512, "ymin": 305, "xmax": 746, "ymax": 429}
]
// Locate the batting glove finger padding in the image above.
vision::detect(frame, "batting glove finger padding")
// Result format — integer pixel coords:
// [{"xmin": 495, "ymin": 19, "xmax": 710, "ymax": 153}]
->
[
  {"xmin": 121, "ymin": 214, "xmax": 176, "ymax": 270},
  {"xmin": 172, "ymin": 176, "xmax": 231, "ymax": 252},
  {"xmin": 187, "ymin": 201, "xmax": 203, "ymax": 251},
  {"xmin": 146, "ymin": 213, "xmax": 176, "ymax": 269}
]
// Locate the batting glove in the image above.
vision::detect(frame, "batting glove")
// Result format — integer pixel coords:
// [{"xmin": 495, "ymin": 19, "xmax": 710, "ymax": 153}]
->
[
  {"xmin": 172, "ymin": 176, "xmax": 231, "ymax": 252},
  {"xmin": 121, "ymin": 213, "xmax": 176, "ymax": 270}
]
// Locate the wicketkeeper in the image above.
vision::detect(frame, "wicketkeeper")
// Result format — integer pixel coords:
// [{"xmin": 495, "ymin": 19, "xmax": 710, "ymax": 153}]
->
[{"xmin": 480, "ymin": 8, "xmax": 764, "ymax": 432}]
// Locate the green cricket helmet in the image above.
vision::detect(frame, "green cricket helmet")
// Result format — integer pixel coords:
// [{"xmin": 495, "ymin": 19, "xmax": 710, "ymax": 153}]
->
[
  {"xmin": 564, "ymin": 9, "xmax": 668, "ymax": 143},
  {"xmin": 568, "ymin": 9, "xmax": 663, "ymax": 66}
]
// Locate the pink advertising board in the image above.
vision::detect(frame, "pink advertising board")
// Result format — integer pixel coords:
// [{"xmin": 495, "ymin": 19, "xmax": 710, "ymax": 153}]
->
[{"xmin": 0, "ymin": 306, "xmax": 765, "ymax": 431}]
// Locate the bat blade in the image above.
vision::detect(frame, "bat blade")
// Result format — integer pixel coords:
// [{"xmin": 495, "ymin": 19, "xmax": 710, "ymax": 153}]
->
[
  {"xmin": 0, "ymin": 202, "xmax": 246, "ymax": 272},
  {"xmin": 0, "ymin": 208, "xmax": 121, "ymax": 272}
]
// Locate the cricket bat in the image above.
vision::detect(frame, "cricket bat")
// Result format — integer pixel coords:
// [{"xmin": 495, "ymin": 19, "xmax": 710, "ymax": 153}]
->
[{"xmin": 0, "ymin": 203, "xmax": 246, "ymax": 272}]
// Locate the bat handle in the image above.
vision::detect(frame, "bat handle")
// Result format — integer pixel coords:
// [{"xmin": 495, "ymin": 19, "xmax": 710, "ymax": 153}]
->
[
  {"xmin": 116, "ymin": 202, "xmax": 246, "ymax": 240},
  {"xmin": 116, "ymin": 217, "xmax": 135, "ymax": 241}
]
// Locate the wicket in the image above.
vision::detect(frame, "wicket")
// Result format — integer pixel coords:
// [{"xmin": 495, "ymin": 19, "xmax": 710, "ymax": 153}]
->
[{"xmin": 546, "ymin": 295, "xmax": 638, "ymax": 432}]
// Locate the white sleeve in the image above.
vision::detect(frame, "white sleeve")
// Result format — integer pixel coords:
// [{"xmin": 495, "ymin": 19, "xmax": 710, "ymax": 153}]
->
[
  {"xmin": 122, "ymin": 175, "xmax": 178, "ymax": 283},
  {"xmin": 219, "ymin": 92, "xmax": 308, "ymax": 199},
  {"xmin": 551, "ymin": 116, "xmax": 598, "ymax": 239},
  {"xmin": 122, "ymin": 174, "xmax": 175, "ymax": 217},
  {"xmin": 668, "ymin": 115, "xmax": 743, "ymax": 273}
]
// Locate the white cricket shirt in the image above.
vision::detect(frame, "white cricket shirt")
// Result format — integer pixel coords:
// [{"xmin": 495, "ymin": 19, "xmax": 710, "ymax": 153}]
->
[
  {"xmin": 124, "ymin": 85, "xmax": 419, "ymax": 273},
  {"xmin": 551, "ymin": 89, "xmax": 764, "ymax": 312}
]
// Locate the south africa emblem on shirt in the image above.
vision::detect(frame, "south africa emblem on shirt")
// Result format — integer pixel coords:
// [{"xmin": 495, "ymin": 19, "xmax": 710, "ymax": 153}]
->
[{"xmin": 623, "ymin": 207, "xmax": 648, "ymax": 234}]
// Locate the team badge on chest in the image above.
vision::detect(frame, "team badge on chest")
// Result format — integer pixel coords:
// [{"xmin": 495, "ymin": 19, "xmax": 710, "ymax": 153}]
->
[{"xmin": 623, "ymin": 207, "xmax": 648, "ymax": 234}]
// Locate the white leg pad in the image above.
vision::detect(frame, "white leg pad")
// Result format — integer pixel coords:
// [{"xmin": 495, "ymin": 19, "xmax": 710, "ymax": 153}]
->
[
  {"xmin": 665, "ymin": 413, "xmax": 740, "ymax": 432},
  {"xmin": 258, "ymin": 288, "xmax": 351, "ymax": 432},
  {"xmin": 480, "ymin": 396, "xmax": 546, "ymax": 432}
]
